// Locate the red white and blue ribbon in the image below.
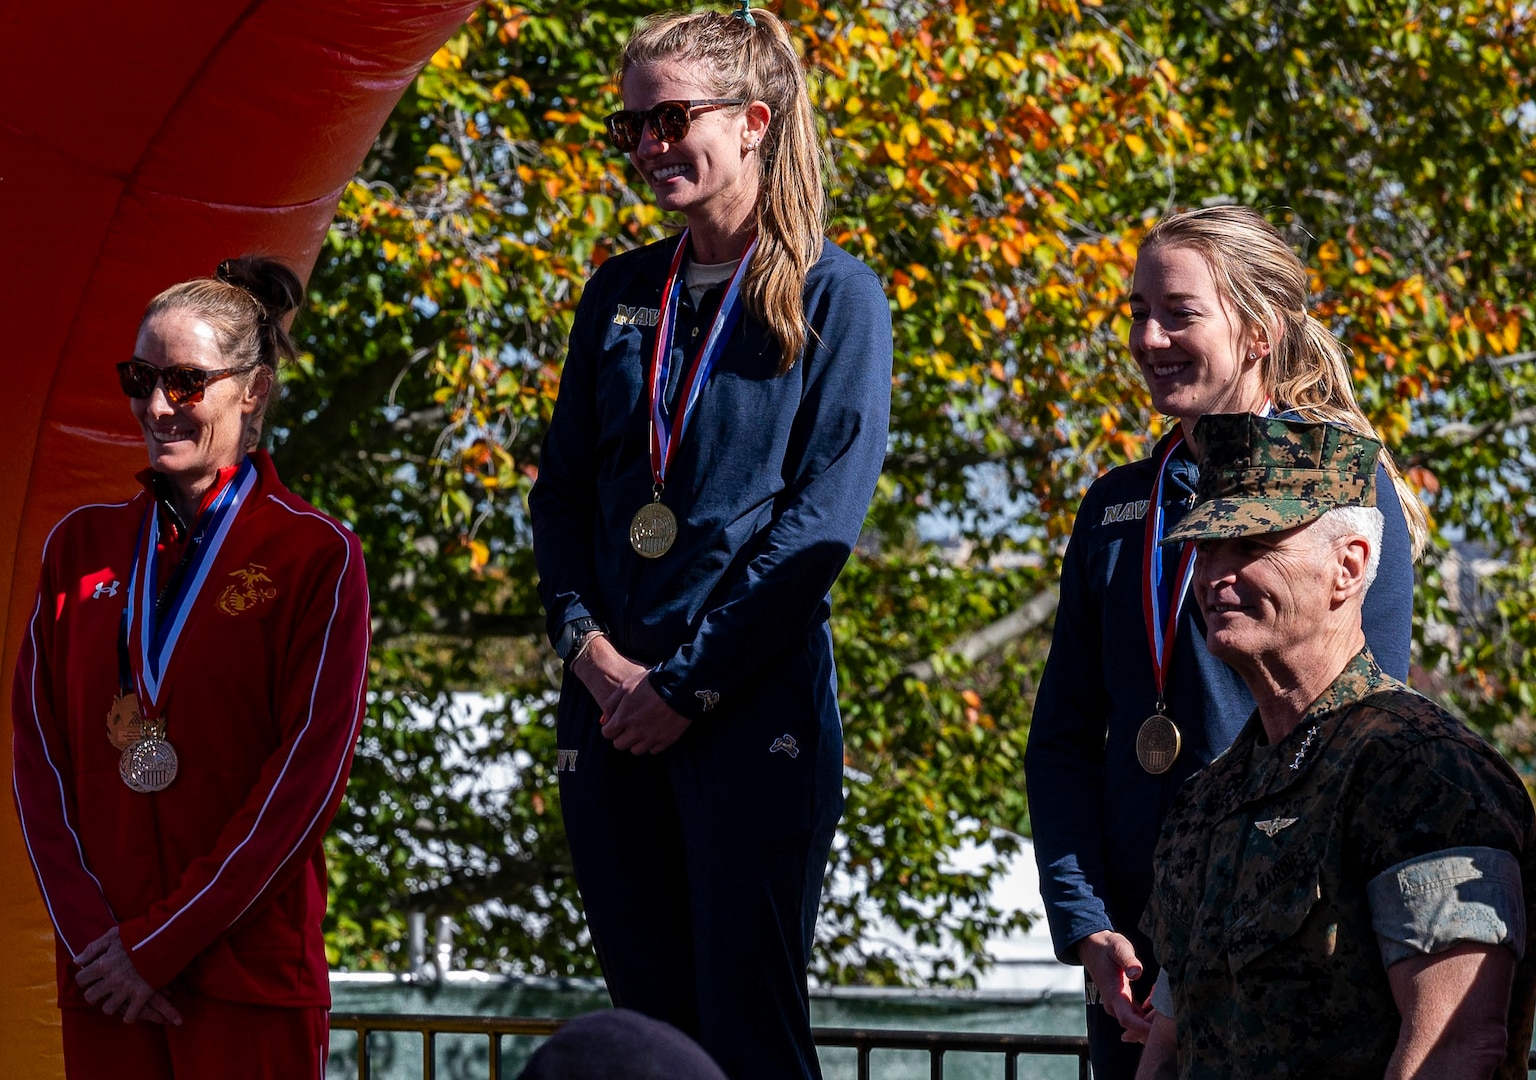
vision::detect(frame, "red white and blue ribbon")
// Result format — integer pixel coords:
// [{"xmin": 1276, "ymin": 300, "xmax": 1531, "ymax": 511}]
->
[
  {"xmin": 1140, "ymin": 401, "xmax": 1275, "ymax": 706},
  {"xmin": 1142, "ymin": 425, "xmax": 1197, "ymax": 708},
  {"xmin": 647, "ymin": 229, "xmax": 757, "ymax": 490},
  {"xmin": 127, "ymin": 457, "xmax": 257, "ymax": 714}
]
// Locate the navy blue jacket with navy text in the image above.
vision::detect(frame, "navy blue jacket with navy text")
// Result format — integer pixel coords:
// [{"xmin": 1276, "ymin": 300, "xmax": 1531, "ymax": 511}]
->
[{"xmin": 529, "ymin": 235, "xmax": 893, "ymax": 722}]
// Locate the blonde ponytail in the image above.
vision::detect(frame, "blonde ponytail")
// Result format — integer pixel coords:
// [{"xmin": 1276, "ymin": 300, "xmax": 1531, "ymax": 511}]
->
[
  {"xmin": 1142, "ymin": 206, "xmax": 1430, "ymax": 558},
  {"xmin": 1278, "ymin": 316, "xmax": 1430, "ymax": 560},
  {"xmin": 619, "ymin": 7, "xmax": 826, "ymax": 373}
]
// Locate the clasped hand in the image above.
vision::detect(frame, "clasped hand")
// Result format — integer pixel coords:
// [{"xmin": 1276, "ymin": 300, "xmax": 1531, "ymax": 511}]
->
[
  {"xmin": 1077, "ymin": 930, "xmax": 1153, "ymax": 1043},
  {"xmin": 574, "ymin": 637, "xmax": 691, "ymax": 754},
  {"xmin": 75, "ymin": 927, "xmax": 182, "ymax": 1025}
]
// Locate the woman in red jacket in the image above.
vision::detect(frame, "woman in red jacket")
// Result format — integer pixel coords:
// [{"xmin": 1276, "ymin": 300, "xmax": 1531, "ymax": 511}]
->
[{"xmin": 11, "ymin": 257, "xmax": 371, "ymax": 1079}]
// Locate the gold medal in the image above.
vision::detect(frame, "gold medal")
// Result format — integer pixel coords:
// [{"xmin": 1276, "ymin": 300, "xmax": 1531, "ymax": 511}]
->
[
  {"xmin": 1136, "ymin": 713, "xmax": 1182, "ymax": 775},
  {"xmin": 629, "ymin": 501, "xmax": 678, "ymax": 558},
  {"xmin": 636, "ymin": 233, "xmax": 756, "ymax": 564},
  {"xmin": 106, "ymin": 692, "xmax": 145, "ymax": 752},
  {"xmin": 119, "ymin": 715, "xmax": 178, "ymax": 793}
]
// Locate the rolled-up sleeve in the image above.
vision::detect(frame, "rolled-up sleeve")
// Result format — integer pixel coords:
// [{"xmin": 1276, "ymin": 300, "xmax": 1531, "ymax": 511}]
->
[{"xmin": 1368, "ymin": 845, "xmax": 1526, "ymax": 967}]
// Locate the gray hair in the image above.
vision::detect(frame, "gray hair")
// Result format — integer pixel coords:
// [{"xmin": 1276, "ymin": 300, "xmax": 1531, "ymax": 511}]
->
[{"xmin": 1309, "ymin": 505, "xmax": 1384, "ymax": 591}]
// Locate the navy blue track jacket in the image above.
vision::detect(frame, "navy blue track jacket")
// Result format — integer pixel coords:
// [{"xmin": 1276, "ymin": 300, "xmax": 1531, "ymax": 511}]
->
[
  {"xmin": 530, "ymin": 235, "xmax": 893, "ymax": 721},
  {"xmin": 1024, "ymin": 430, "xmax": 1415, "ymax": 963}
]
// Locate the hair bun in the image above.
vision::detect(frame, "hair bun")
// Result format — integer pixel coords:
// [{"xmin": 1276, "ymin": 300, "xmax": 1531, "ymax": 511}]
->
[{"xmin": 215, "ymin": 255, "xmax": 303, "ymax": 322}]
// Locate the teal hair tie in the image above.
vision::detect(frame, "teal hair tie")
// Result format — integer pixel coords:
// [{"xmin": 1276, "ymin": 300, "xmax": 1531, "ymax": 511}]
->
[{"xmin": 734, "ymin": 0, "xmax": 756, "ymax": 26}]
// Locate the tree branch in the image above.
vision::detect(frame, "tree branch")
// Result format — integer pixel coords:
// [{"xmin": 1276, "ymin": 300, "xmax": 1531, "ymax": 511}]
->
[
  {"xmin": 373, "ymin": 610, "xmax": 548, "ymax": 646},
  {"xmin": 1488, "ymin": 350, "xmax": 1536, "ymax": 370},
  {"xmin": 884, "ymin": 586, "xmax": 1060, "ymax": 692},
  {"xmin": 350, "ymin": 857, "xmax": 573, "ymax": 923},
  {"xmin": 881, "ymin": 447, "xmax": 1000, "ymax": 475},
  {"xmin": 273, "ymin": 350, "xmax": 429, "ymax": 482},
  {"xmin": 1411, "ymin": 405, "xmax": 1536, "ymax": 460}
]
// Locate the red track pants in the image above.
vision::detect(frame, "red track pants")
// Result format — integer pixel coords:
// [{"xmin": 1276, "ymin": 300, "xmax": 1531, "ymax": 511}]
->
[{"xmin": 62, "ymin": 998, "xmax": 328, "ymax": 1080}]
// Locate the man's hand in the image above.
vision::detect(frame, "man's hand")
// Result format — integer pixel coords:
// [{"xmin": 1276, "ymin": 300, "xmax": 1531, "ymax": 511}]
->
[
  {"xmin": 75, "ymin": 928, "xmax": 181, "ymax": 1025},
  {"xmin": 602, "ymin": 676, "xmax": 692, "ymax": 754},
  {"xmin": 1077, "ymin": 930, "xmax": 1153, "ymax": 1043},
  {"xmin": 1134, "ymin": 1011, "xmax": 1178, "ymax": 1079}
]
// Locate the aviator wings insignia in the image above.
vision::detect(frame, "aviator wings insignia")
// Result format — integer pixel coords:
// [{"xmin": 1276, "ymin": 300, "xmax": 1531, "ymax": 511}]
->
[{"xmin": 1254, "ymin": 817, "xmax": 1299, "ymax": 838}]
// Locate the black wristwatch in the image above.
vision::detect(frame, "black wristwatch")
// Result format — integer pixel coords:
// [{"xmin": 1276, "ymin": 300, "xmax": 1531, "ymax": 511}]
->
[{"xmin": 555, "ymin": 617, "xmax": 604, "ymax": 663}]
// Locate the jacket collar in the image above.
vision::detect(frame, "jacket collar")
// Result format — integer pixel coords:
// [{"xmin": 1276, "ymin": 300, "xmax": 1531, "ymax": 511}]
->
[
  {"xmin": 136, "ymin": 458, "xmax": 248, "ymax": 541},
  {"xmin": 1212, "ymin": 647, "xmax": 1395, "ymax": 818}
]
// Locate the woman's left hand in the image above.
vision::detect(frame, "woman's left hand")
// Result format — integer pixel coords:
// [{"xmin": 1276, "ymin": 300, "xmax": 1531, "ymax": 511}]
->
[
  {"xmin": 76, "ymin": 927, "xmax": 179, "ymax": 1024},
  {"xmin": 603, "ymin": 675, "xmax": 692, "ymax": 754}
]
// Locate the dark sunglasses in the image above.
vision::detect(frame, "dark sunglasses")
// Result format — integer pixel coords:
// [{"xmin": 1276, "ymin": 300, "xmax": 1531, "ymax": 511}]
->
[
  {"xmin": 603, "ymin": 98, "xmax": 744, "ymax": 153},
  {"xmin": 116, "ymin": 359, "xmax": 257, "ymax": 405}
]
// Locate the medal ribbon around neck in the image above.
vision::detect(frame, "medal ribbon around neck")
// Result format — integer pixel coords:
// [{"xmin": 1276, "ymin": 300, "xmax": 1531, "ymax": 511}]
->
[
  {"xmin": 127, "ymin": 457, "xmax": 258, "ymax": 713},
  {"xmin": 647, "ymin": 229, "xmax": 758, "ymax": 493},
  {"xmin": 1141, "ymin": 425, "xmax": 1198, "ymax": 709}
]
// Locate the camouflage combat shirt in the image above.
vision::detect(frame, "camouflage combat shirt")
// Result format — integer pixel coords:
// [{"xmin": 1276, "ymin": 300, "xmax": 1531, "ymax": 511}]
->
[{"xmin": 1143, "ymin": 648, "xmax": 1536, "ymax": 1079}]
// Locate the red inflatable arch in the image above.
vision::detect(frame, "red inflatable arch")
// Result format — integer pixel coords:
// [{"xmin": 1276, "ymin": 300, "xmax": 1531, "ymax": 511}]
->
[{"xmin": 0, "ymin": 1, "xmax": 478, "ymax": 1072}]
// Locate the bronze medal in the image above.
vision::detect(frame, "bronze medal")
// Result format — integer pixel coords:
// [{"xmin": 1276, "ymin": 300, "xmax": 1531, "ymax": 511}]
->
[
  {"xmin": 1139, "ymin": 429, "xmax": 1197, "ymax": 778},
  {"xmin": 629, "ymin": 501, "xmax": 678, "ymax": 559},
  {"xmin": 106, "ymin": 692, "xmax": 145, "ymax": 752},
  {"xmin": 1136, "ymin": 713, "xmax": 1181, "ymax": 774}
]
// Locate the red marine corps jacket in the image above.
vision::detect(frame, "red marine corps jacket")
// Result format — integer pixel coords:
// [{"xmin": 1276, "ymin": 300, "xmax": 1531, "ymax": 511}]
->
[{"xmin": 12, "ymin": 450, "xmax": 369, "ymax": 1006}]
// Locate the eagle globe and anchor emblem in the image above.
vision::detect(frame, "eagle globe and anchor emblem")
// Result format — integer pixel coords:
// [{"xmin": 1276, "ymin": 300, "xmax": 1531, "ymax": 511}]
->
[{"xmin": 218, "ymin": 563, "xmax": 278, "ymax": 616}]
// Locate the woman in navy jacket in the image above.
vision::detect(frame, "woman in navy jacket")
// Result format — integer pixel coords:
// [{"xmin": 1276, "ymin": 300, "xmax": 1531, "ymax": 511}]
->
[
  {"xmin": 1024, "ymin": 206, "xmax": 1425, "ymax": 1080},
  {"xmin": 527, "ymin": 8, "xmax": 891, "ymax": 1080}
]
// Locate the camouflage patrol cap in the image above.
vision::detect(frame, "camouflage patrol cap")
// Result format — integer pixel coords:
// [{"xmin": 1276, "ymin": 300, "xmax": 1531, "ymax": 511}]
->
[{"xmin": 1161, "ymin": 413, "xmax": 1381, "ymax": 544}]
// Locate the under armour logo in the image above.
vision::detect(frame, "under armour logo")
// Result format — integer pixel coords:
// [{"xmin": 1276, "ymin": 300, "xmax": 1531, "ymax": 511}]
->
[
  {"xmin": 557, "ymin": 749, "xmax": 579, "ymax": 773},
  {"xmin": 695, "ymin": 690, "xmax": 720, "ymax": 712},
  {"xmin": 769, "ymin": 734, "xmax": 799, "ymax": 758},
  {"xmin": 92, "ymin": 580, "xmax": 120, "ymax": 599},
  {"xmin": 1254, "ymin": 817, "xmax": 1298, "ymax": 837}
]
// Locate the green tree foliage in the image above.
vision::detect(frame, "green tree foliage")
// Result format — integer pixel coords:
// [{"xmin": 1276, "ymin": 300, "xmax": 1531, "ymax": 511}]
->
[{"xmin": 283, "ymin": 0, "xmax": 1536, "ymax": 982}]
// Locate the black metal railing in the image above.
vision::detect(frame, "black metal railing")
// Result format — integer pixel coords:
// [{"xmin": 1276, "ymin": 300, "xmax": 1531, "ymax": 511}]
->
[
  {"xmin": 328, "ymin": 1012, "xmax": 1092, "ymax": 1080},
  {"xmin": 333, "ymin": 1013, "xmax": 557, "ymax": 1080},
  {"xmin": 814, "ymin": 1026, "xmax": 1090, "ymax": 1080}
]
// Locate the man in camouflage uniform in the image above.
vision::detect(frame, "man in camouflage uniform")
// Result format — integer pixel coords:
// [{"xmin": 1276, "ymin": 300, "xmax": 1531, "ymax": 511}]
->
[{"xmin": 1136, "ymin": 413, "xmax": 1536, "ymax": 1080}]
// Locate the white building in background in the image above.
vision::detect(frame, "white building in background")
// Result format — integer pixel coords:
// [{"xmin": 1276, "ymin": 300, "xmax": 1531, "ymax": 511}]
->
[
  {"xmin": 828, "ymin": 835, "xmax": 1079, "ymax": 999},
  {"xmin": 965, "ymin": 842, "xmax": 1080, "ymax": 997}
]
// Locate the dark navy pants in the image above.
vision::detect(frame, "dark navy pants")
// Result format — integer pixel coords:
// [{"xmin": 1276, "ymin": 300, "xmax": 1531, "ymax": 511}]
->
[
  {"xmin": 557, "ymin": 632, "xmax": 844, "ymax": 1080},
  {"xmin": 1084, "ymin": 956, "xmax": 1157, "ymax": 1080}
]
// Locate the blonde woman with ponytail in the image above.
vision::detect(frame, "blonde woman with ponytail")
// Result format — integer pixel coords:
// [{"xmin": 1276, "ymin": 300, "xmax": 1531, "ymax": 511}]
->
[
  {"xmin": 528, "ymin": 6, "xmax": 892, "ymax": 1078},
  {"xmin": 1025, "ymin": 205, "xmax": 1420, "ymax": 1080}
]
